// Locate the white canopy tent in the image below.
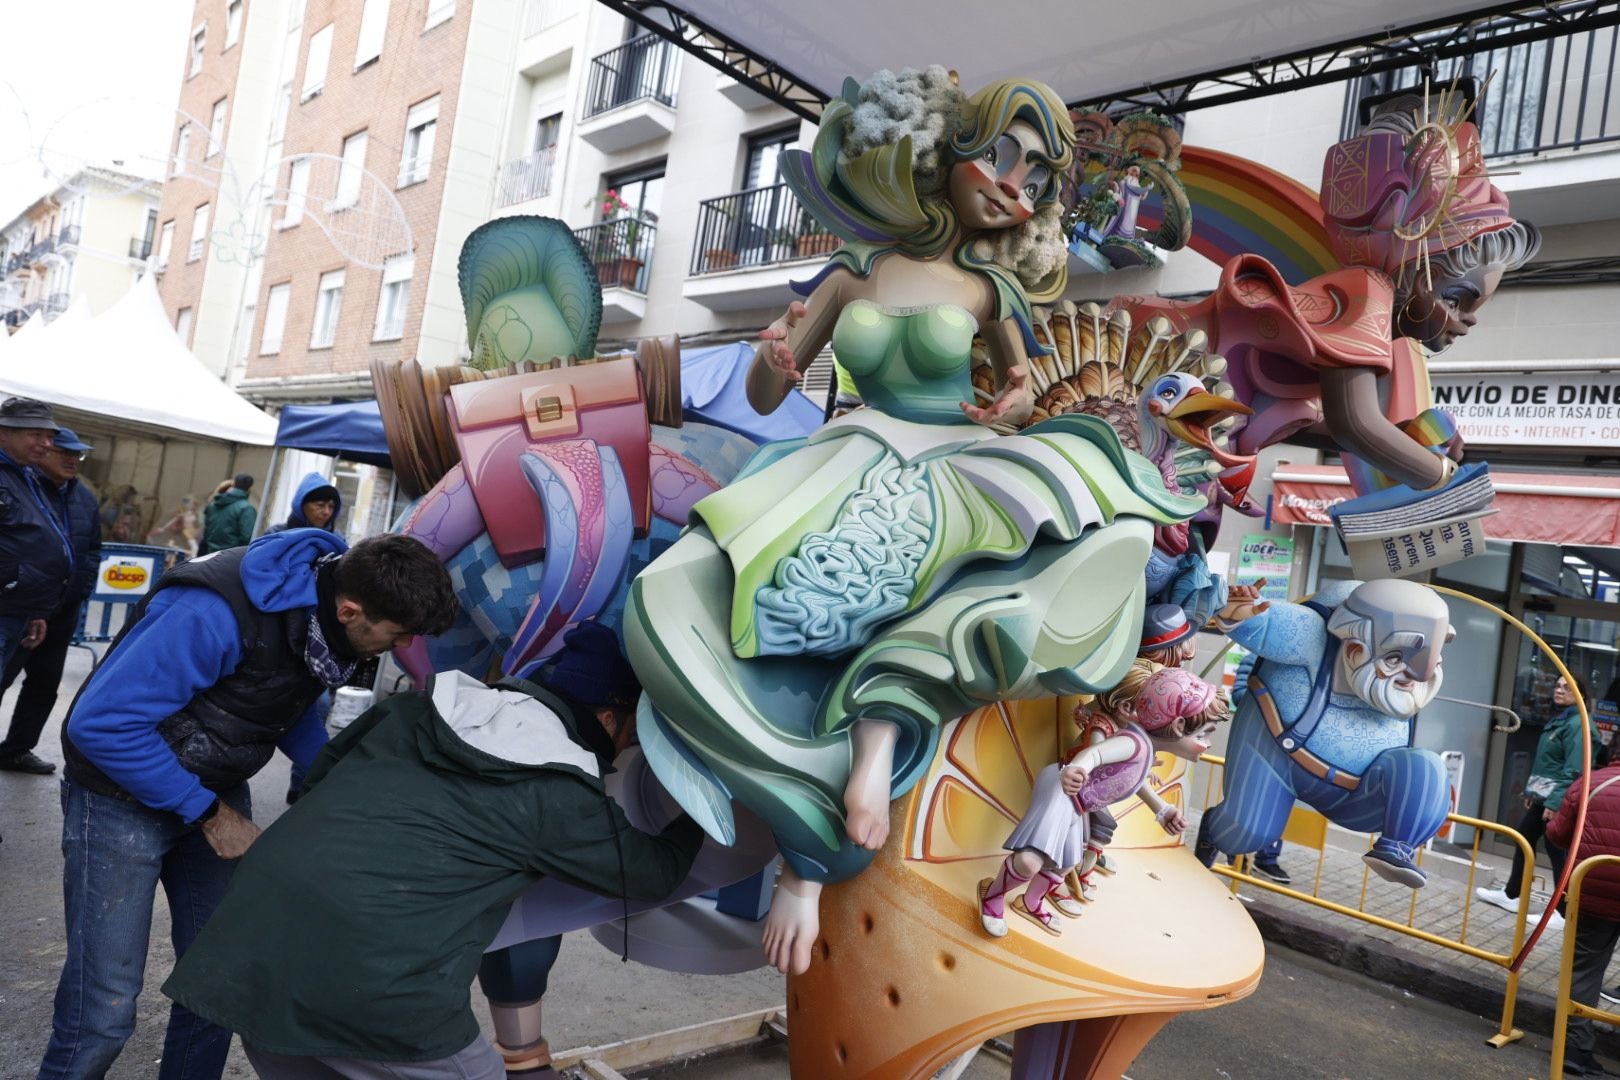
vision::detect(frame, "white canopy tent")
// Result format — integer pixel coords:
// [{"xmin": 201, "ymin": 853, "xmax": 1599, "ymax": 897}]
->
[{"xmin": 0, "ymin": 274, "xmax": 275, "ymax": 445}]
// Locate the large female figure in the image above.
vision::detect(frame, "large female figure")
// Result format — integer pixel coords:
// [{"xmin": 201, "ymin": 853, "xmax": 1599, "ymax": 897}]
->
[{"xmin": 625, "ymin": 69, "xmax": 1203, "ymax": 976}]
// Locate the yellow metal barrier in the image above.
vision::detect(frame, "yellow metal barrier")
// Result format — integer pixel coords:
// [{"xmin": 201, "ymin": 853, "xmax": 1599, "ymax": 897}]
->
[
  {"xmin": 1194, "ymin": 752, "xmax": 1536, "ymax": 1047},
  {"xmin": 1550, "ymin": 855, "xmax": 1620, "ymax": 1078}
]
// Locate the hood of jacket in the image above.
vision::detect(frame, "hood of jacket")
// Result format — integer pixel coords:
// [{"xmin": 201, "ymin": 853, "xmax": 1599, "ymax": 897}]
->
[
  {"xmin": 234, "ymin": 529, "xmax": 349, "ymax": 613},
  {"xmin": 410, "ymin": 672, "xmax": 604, "ymax": 785},
  {"xmin": 285, "ymin": 472, "xmax": 342, "ymax": 531}
]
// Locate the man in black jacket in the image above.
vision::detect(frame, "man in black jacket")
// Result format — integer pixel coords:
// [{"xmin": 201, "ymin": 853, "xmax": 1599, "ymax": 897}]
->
[
  {"xmin": 0, "ymin": 396, "xmax": 71, "ymax": 674},
  {"xmin": 0, "ymin": 426, "xmax": 102, "ymax": 774}
]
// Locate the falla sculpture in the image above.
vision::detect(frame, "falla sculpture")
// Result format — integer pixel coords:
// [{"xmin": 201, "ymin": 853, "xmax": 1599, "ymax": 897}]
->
[{"xmin": 365, "ymin": 63, "xmax": 1534, "ymax": 1080}]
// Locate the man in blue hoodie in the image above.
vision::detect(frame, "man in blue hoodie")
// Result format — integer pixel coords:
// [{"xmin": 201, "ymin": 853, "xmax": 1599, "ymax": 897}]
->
[{"xmin": 38, "ymin": 530, "xmax": 457, "ymax": 1080}]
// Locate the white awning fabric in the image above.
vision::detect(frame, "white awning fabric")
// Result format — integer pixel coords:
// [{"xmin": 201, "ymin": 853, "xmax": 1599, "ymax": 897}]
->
[
  {"xmin": 662, "ymin": 0, "xmax": 1494, "ymax": 105},
  {"xmin": 0, "ymin": 275, "xmax": 276, "ymax": 445}
]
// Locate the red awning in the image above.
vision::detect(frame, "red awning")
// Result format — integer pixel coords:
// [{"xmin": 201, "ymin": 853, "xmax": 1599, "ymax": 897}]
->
[{"xmin": 1270, "ymin": 465, "xmax": 1620, "ymax": 548}]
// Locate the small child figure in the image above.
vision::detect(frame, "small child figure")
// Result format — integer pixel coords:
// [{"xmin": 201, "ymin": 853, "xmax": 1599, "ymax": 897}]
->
[{"xmin": 978, "ymin": 663, "xmax": 1231, "ymax": 937}]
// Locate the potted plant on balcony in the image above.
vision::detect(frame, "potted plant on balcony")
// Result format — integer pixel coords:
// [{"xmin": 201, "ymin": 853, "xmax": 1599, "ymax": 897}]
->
[
  {"xmin": 588, "ymin": 188, "xmax": 646, "ymax": 290},
  {"xmin": 795, "ymin": 228, "xmax": 839, "ymax": 259}
]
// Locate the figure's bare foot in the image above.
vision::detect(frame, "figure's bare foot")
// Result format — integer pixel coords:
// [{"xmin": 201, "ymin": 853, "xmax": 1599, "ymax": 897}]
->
[
  {"xmin": 762, "ymin": 867, "xmax": 823, "ymax": 975},
  {"xmin": 844, "ymin": 720, "xmax": 899, "ymax": 850}
]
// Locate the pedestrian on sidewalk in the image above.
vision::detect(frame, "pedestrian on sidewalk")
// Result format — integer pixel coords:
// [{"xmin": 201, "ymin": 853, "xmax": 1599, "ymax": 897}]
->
[
  {"xmin": 1477, "ymin": 674, "xmax": 1597, "ymax": 928},
  {"xmin": 0, "ymin": 397, "xmax": 71, "ymax": 677},
  {"xmin": 265, "ymin": 472, "xmax": 341, "ymax": 536},
  {"xmin": 37, "ymin": 532, "xmax": 456, "ymax": 1080},
  {"xmin": 161, "ymin": 621, "xmax": 705, "ymax": 1080},
  {"xmin": 1547, "ymin": 760, "xmax": 1620, "ymax": 1077},
  {"xmin": 0, "ymin": 427, "xmax": 101, "ymax": 775},
  {"xmin": 199, "ymin": 473, "xmax": 256, "ymax": 554}
]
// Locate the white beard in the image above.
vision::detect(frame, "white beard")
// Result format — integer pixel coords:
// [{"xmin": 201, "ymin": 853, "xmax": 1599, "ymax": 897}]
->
[{"xmin": 1345, "ymin": 654, "xmax": 1443, "ymax": 718}]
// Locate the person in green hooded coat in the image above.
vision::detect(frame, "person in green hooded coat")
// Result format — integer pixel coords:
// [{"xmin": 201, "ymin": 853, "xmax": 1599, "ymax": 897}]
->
[{"xmin": 162, "ymin": 622, "xmax": 703, "ymax": 1079}]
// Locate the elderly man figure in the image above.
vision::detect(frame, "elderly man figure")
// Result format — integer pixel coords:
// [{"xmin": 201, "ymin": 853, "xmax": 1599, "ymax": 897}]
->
[
  {"xmin": 0, "ymin": 426, "xmax": 101, "ymax": 775},
  {"xmin": 1197, "ymin": 578, "xmax": 1454, "ymax": 887},
  {"xmin": 0, "ymin": 397, "xmax": 71, "ymax": 675}
]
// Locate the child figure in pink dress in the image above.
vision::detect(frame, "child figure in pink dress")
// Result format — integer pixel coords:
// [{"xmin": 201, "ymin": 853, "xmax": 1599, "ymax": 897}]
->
[{"xmin": 978, "ymin": 663, "xmax": 1230, "ymax": 937}]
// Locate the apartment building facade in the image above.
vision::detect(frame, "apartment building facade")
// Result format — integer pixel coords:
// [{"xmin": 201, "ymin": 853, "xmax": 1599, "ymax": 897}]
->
[{"xmin": 0, "ymin": 169, "xmax": 161, "ymax": 331}]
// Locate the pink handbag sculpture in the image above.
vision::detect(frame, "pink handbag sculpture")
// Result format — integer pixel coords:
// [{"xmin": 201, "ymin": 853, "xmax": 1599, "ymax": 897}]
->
[{"xmin": 447, "ymin": 357, "xmax": 652, "ymax": 567}]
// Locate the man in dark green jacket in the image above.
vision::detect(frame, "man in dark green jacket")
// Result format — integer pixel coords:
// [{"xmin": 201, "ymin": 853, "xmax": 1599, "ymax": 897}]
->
[
  {"xmin": 162, "ymin": 622, "xmax": 704, "ymax": 1078},
  {"xmin": 199, "ymin": 473, "xmax": 257, "ymax": 553}
]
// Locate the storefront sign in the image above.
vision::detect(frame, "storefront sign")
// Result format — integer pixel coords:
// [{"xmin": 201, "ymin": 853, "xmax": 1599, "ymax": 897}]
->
[{"xmin": 1430, "ymin": 371, "xmax": 1620, "ymax": 448}]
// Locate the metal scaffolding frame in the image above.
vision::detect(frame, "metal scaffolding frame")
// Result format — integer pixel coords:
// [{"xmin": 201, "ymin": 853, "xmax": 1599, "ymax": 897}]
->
[{"xmin": 595, "ymin": 0, "xmax": 1620, "ymax": 120}]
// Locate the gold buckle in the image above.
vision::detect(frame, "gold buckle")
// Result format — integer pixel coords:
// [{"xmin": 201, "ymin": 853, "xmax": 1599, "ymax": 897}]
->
[{"xmin": 522, "ymin": 384, "xmax": 579, "ymax": 439}]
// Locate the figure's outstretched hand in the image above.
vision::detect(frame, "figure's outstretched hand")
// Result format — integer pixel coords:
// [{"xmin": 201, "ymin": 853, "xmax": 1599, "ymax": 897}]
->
[
  {"xmin": 759, "ymin": 301, "xmax": 807, "ymax": 384},
  {"xmin": 1214, "ymin": 578, "xmax": 1271, "ymax": 629},
  {"xmin": 1157, "ymin": 806, "xmax": 1187, "ymax": 836},
  {"xmin": 1060, "ymin": 765, "xmax": 1088, "ymax": 796},
  {"xmin": 962, "ymin": 363, "xmax": 1032, "ymax": 427}
]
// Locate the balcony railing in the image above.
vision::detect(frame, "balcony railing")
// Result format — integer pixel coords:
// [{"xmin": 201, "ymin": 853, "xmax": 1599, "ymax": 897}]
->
[
  {"xmin": 26, "ymin": 236, "xmax": 56, "ymax": 263},
  {"xmin": 129, "ymin": 237, "xmax": 153, "ymax": 260},
  {"xmin": 3, "ymin": 309, "xmax": 23, "ymax": 329},
  {"xmin": 496, "ymin": 147, "xmax": 557, "ymax": 207},
  {"xmin": 583, "ymin": 35, "xmax": 677, "ymax": 118},
  {"xmin": 57, "ymin": 225, "xmax": 80, "ymax": 248},
  {"xmin": 42, "ymin": 292, "xmax": 69, "ymax": 315},
  {"xmin": 4, "ymin": 252, "xmax": 26, "ymax": 274},
  {"xmin": 1341, "ymin": 7, "xmax": 1620, "ymax": 157},
  {"xmin": 571, "ymin": 217, "xmax": 656, "ymax": 293},
  {"xmin": 689, "ymin": 183, "xmax": 837, "ymax": 276}
]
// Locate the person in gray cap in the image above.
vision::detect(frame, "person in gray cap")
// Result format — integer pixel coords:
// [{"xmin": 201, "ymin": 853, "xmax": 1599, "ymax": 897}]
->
[
  {"xmin": 0, "ymin": 396, "xmax": 72, "ymax": 678},
  {"xmin": 0, "ymin": 426, "xmax": 101, "ymax": 774}
]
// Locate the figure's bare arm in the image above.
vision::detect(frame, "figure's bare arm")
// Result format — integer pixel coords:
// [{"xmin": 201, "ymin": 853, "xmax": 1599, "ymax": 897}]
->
[
  {"xmin": 747, "ymin": 268, "xmax": 851, "ymax": 414},
  {"xmin": 964, "ymin": 318, "xmax": 1034, "ymax": 427}
]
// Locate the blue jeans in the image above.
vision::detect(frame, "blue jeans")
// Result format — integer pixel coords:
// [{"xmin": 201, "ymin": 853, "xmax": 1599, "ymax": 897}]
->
[{"xmin": 38, "ymin": 780, "xmax": 251, "ymax": 1080}]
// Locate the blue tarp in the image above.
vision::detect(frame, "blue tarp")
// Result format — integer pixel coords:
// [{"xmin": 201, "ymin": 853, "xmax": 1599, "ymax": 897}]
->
[
  {"xmin": 273, "ymin": 400, "xmax": 392, "ymax": 468},
  {"xmin": 680, "ymin": 342, "xmax": 824, "ymax": 443}
]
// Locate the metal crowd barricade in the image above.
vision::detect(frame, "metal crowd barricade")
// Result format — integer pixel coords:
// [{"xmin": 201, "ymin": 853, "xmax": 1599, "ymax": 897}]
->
[
  {"xmin": 72, "ymin": 543, "xmax": 188, "ymax": 668},
  {"xmin": 1193, "ymin": 752, "xmax": 1537, "ymax": 1047},
  {"xmin": 1551, "ymin": 854, "xmax": 1620, "ymax": 1077}
]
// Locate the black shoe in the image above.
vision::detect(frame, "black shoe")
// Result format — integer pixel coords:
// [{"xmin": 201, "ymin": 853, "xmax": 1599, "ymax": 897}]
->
[
  {"xmin": 1601, "ymin": 985, "xmax": 1620, "ymax": 1007},
  {"xmin": 1250, "ymin": 860, "xmax": 1292, "ymax": 886},
  {"xmin": 0, "ymin": 751, "xmax": 56, "ymax": 775},
  {"xmin": 1566, "ymin": 1058, "xmax": 1618, "ymax": 1077}
]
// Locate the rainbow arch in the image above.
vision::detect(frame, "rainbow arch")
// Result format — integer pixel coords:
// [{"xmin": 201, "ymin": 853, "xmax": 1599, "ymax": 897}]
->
[{"xmin": 1138, "ymin": 146, "xmax": 1340, "ymax": 285}]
